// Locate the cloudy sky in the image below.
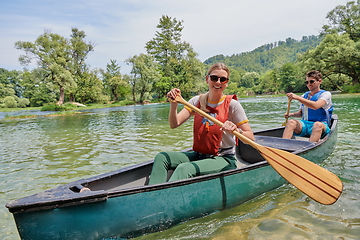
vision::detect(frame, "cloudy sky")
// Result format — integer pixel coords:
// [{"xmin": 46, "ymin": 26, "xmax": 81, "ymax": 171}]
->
[{"xmin": 1, "ymin": 0, "xmax": 348, "ymax": 74}]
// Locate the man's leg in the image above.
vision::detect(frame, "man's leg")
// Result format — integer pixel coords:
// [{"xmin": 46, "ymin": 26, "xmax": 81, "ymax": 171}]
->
[
  {"xmin": 309, "ymin": 121, "xmax": 326, "ymax": 142},
  {"xmin": 282, "ymin": 119, "xmax": 302, "ymax": 139}
]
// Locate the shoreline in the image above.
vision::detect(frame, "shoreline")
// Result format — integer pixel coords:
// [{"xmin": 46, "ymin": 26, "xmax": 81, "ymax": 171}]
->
[{"xmin": 1, "ymin": 93, "xmax": 359, "ymax": 120}]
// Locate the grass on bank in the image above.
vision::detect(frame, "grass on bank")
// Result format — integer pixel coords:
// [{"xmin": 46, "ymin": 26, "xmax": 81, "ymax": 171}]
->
[{"xmin": 0, "ymin": 98, "xmax": 163, "ymax": 119}]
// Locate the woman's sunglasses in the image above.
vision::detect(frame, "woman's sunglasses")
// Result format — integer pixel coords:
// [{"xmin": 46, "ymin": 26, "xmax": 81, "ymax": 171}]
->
[
  {"xmin": 304, "ymin": 80, "xmax": 317, "ymax": 85},
  {"xmin": 209, "ymin": 75, "xmax": 229, "ymax": 83}
]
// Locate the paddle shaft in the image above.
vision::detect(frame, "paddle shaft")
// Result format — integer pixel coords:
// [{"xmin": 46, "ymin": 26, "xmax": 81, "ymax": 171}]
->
[
  {"xmin": 174, "ymin": 95, "xmax": 342, "ymax": 205},
  {"xmin": 283, "ymin": 98, "xmax": 292, "ymax": 126}
]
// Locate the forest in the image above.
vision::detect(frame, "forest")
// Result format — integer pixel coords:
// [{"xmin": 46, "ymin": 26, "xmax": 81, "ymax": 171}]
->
[{"xmin": 1, "ymin": 1, "xmax": 360, "ymax": 109}]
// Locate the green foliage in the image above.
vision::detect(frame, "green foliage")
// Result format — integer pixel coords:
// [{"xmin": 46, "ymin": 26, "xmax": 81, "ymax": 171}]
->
[
  {"xmin": 205, "ymin": 36, "xmax": 322, "ymax": 75},
  {"xmin": 240, "ymin": 72, "xmax": 259, "ymax": 88},
  {"xmin": 15, "ymin": 97, "xmax": 30, "ymax": 108},
  {"xmin": 321, "ymin": 1, "xmax": 360, "ymax": 41},
  {"xmin": 2, "ymin": 96, "xmax": 17, "ymax": 108},
  {"xmin": 145, "ymin": 15, "xmax": 204, "ymax": 98},
  {"xmin": 101, "ymin": 60, "xmax": 130, "ymax": 101},
  {"xmin": 298, "ymin": 33, "xmax": 360, "ymax": 86},
  {"xmin": 125, "ymin": 54, "xmax": 161, "ymax": 102},
  {"xmin": 15, "ymin": 28, "xmax": 95, "ymax": 105},
  {"xmin": 278, "ymin": 63, "xmax": 304, "ymax": 93},
  {"xmin": 41, "ymin": 103, "xmax": 70, "ymax": 111},
  {"xmin": 342, "ymin": 84, "xmax": 360, "ymax": 93},
  {"xmin": 256, "ymin": 70, "xmax": 279, "ymax": 94}
]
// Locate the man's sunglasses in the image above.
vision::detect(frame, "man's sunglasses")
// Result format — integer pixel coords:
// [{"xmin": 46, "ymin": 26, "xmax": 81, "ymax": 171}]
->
[
  {"xmin": 209, "ymin": 75, "xmax": 229, "ymax": 83},
  {"xmin": 304, "ymin": 80, "xmax": 317, "ymax": 85}
]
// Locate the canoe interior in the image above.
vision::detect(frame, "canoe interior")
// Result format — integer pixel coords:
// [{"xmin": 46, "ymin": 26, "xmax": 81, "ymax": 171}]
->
[{"xmin": 70, "ymin": 116, "xmax": 336, "ymax": 193}]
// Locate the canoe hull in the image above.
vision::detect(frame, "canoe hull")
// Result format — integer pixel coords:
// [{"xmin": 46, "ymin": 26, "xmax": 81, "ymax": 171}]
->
[
  {"xmin": 7, "ymin": 115, "xmax": 338, "ymax": 239},
  {"xmin": 13, "ymin": 163, "xmax": 284, "ymax": 239}
]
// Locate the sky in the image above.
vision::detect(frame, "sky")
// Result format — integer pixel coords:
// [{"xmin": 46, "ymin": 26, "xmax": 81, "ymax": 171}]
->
[{"xmin": 0, "ymin": 0, "xmax": 349, "ymax": 75}]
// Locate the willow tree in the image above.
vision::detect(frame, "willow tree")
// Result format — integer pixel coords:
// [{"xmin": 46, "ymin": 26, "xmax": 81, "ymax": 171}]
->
[{"xmin": 15, "ymin": 28, "xmax": 95, "ymax": 105}]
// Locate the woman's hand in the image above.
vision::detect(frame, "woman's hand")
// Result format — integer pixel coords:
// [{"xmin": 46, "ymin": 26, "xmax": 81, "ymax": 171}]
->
[
  {"xmin": 220, "ymin": 121, "xmax": 239, "ymax": 134},
  {"xmin": 167, "ymin": 88, "xmax": 181, "ymax": 101}
]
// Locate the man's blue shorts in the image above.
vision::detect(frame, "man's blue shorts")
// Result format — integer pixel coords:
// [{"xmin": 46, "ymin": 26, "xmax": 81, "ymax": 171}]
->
[{"xmin": 294, "ymin": 120, "xmax": 330, "ymax": 138}]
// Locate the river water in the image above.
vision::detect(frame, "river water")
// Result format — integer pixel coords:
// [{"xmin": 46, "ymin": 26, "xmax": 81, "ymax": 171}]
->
[{"xmin": 1, "ymin": 94, "xmax": 359, "ymax": 240}]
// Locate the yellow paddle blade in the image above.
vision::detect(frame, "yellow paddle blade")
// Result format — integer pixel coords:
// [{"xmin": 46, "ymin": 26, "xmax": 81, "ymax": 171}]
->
[{"xmin": 259, "ymin": 145, "xmax": 342, "ymax": 205}]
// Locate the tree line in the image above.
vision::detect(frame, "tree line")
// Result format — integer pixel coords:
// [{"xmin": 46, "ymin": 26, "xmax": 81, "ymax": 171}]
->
[{"xmin": 1, "ymin": 1, "xmax": 360, "ymax": 108}]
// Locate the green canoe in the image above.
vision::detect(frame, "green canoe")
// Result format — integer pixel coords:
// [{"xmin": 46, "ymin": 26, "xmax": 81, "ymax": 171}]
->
[{"xmin": 6, "ymin": 115, "xmax": 338, "ymax": 239}]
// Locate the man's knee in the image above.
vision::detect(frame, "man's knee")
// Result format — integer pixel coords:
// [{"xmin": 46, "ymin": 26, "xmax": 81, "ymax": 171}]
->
[{"xmin": 312, "ymin": 122, "xmax": 325, "ymax": 132}]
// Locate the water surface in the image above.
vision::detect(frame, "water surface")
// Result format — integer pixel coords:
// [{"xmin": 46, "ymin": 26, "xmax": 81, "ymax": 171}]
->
[{"xmin": 1, "ymin": 95, "xmax": 359, "ymax": 240}]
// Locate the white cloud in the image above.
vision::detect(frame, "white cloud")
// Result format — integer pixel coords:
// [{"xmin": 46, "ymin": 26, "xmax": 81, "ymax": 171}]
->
[{"xmin": 0, "ymin": 0, "xmax": 348, "ymax": 74}]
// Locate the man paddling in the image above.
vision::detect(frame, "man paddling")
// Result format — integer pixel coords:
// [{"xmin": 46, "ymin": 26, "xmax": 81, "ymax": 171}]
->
[{"xmin": 282, "ymin": 70, "xmax": 333, "ymax": 142}]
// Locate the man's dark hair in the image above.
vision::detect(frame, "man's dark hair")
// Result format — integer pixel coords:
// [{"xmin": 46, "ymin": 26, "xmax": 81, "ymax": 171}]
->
[{"xmin": 306, "ymin": 70, "xmax": 322, "ymax": 81}]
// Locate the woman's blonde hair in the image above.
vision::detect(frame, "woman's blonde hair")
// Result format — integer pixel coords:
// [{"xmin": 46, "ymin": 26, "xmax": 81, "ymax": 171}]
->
[{"xmin": 207, "ymin": 62, "xmax": 230, "ymax": 78}]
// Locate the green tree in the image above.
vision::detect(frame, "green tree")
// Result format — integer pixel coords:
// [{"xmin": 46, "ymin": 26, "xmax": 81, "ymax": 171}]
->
[
  {"xmin": 19, "ymin": 69, "xmax": 57, "ymax": 107},
  {"xmin": 125, "ymin": 54, "xmax": 161, "ymax": 102},
  {"xmin": 299, "ymin": 33, "xmax": 360, "ymax": 86},
  {"xmin": 69, "ymin": 28, "xmax": 95, "ymax": 76},
  {"xmin": 322, "ymin": 1, "xmax": 360, "ymax": 41},
  {"xmin": 15, "ymin": 28, "xmax": 95, "ymax": 105},
  {"xmin": 240, "ymin": 72, "xmax": 259, "ymax": 88},
  {"xmin": 278, "ymin": 63, "xmax": 302, "ymax": 92},
  {"xmin": 74, "ymin": 69, "xmax": 109, "ymax": 103},
  {"xmin": 101, "ymin": 60, "xmax": 130, "ymax": 101},
  {"xmin": 255, "ymin": 70, "xmax": 280, "ymax": 94},
  {"xmin": 0, "ymin": 68, "xmax": 23, "ymax": 97},
  {"xmin": 145, "ymin": 15, "xmax": 203, "ymax": 97},
  {"xmin": 2, "ymin": 96, "xmax": 17, "ymax": 108}
]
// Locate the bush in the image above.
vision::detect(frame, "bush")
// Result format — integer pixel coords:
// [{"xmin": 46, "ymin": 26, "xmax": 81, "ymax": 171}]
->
[
  {"xmin": 17, "ymin": 98, "xmax": 30, "ymax": 108},
  {"xmin": 3, "ymin": 96, "xmax": 17, "ymax": 108},
  {"xmin": 342, "ymin": 84, "xmax": 360, "ymax": 93},
  {"xmin": 41, "ymin": 103, "xmax": 69, "ymax": 111}
]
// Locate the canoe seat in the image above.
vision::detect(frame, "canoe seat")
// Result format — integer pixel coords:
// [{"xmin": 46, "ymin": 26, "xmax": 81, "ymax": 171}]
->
[
  {"xmin": 255, "ymin": 136, "xmax": 315, "ymax": 152},
  {"xmin": 236, "ymin": 136, "xmax": 315, "ymax": 164}
]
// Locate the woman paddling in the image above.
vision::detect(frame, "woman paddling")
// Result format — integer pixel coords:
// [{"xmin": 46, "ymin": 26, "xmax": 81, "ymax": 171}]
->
[{"xmin": 148, "ymin": 63, "xmax": 254, "ymax": 184}]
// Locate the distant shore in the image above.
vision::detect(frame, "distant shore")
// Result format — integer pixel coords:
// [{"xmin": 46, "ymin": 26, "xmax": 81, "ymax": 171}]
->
[{"xmin": 1, "ymin": 93, "xmax": 359, "ymax": 120}]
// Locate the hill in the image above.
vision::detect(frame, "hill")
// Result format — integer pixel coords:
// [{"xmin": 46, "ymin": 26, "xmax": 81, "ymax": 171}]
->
[{"xmin": 204, "ymin": 35, "xmax": 322, "ymax": 74}]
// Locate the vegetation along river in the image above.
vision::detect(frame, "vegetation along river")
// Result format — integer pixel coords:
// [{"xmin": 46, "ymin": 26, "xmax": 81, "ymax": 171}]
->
[{"xmin": 1, "ymin": 94, "xmax": 359, "ymax": 240}]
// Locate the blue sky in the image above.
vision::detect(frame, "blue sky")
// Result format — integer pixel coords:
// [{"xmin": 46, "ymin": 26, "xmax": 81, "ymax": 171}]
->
[{"xmin": 0, "ymin": 0, "xmax": 349, "ymax": 74}]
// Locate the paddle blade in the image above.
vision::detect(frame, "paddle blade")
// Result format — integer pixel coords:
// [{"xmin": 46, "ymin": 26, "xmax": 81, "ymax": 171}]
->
[{"xmin": 260, "ymin": 146, "xmax": 342, "ymax": 205}]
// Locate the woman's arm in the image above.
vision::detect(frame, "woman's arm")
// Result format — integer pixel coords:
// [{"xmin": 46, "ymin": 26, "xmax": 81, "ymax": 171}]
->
[{"xmin": 167, "ymin": 88, "xmax": 192, "ymax": 129}]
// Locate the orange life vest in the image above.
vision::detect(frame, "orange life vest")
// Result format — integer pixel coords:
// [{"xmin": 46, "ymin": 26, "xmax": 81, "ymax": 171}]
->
[{"xmin": 192, "ymin": 95, "xmax": 237, "ymax": 155}]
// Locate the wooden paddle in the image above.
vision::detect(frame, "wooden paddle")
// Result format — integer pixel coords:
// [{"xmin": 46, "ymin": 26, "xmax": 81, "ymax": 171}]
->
[
  {"xmin": 282, "ymin": 98, "xmax": 292, "ymax": 126},
  {"xmin": 174, "ymin": 95, "xmax": 342, "ymax": 205}
]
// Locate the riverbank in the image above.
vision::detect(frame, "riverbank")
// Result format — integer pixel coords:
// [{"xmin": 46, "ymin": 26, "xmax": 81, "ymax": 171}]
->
[{"xmin": 1, "ymin": 93, "xmax": 358, "ymax": 120}]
